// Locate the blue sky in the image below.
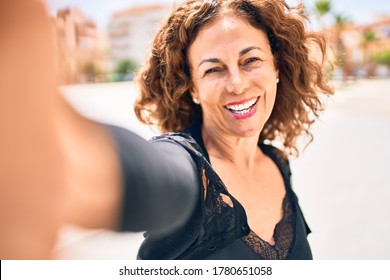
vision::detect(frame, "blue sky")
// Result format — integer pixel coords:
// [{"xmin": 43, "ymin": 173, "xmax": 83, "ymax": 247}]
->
[{"xmin": 46, "ymin": 0, "xmax": 390, "ymax": 28}]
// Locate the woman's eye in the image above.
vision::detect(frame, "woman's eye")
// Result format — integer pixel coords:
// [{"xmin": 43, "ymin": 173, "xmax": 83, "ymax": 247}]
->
[
  {"xmin": 204, "ymin": 68, "xmax": 222, "ymax": 76},
  {"xmin": 244, "ymin": 57, "xmax": 261, "ymax": 65}
]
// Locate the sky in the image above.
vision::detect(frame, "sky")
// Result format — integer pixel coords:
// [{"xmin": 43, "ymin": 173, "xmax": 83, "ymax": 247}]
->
[{"xmin": 45, "ymin": 0, "xmax": 390, "ymax": 28}]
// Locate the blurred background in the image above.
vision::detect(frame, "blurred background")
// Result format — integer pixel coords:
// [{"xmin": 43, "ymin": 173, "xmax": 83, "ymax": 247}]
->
[{"xmin": 42, "ymin": 0, "xmax": 390, "ymax": 259}]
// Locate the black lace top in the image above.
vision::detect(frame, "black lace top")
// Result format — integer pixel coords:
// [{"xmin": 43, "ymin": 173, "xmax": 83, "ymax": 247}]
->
[
  {"xmin": 137, "ymin": 121, "xmax": 312, "ymax": 260},
  {"xmin": 241, "ymin": 195, "xmax": 295, "ymax": 260}
]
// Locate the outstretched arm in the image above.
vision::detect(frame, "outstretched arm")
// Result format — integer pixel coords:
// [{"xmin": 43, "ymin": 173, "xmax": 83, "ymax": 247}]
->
[{"xmin": 0, "ymin": 0, "xmax": 197, "ymax": 259}]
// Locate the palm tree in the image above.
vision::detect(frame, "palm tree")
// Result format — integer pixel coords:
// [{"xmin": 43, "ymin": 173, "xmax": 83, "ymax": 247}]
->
[
  {"xmin": 333, "ymin": 13, "xmax": 349, "ymax": 77},
  {"xmin": 361, "ymin": 30, "xmax": 379, "ymax": 76},
  {"xmin": 314, "ymin": 0, "xmax": 332, "ymax": 29},
  {"xmin": 313, "ymin": 1, "xmax": 356, "ymax": 79},
  {"xmin": 315, "ymin": 0, "xmax": 331, "ymax": 16}
]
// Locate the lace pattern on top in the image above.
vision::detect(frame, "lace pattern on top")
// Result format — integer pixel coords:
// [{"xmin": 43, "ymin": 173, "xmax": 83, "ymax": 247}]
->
[
  {"xmin": 241, "ymin": 194, "xmax": 296, "ymax": 260},
  {"xmin": 151, "ymin": 133, "xmax": 250, "ymax": 259},
  {"xmin": 149, "ymin": 132, "xmax": 295, "ymax": 260}
]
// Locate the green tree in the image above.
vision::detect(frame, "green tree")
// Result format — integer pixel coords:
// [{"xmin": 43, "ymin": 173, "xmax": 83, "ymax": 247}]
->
[
  {"xmin": 333, "ymin": 13, "xmax": 349, "ymax": 75},
  {"xmin": 362, "ymin": 30, "xmax": 378, "ymax": 43},
  {"xmin": 361, "ymin": 30, "xmax": 379, "ymax": 76},
  {"xmin": 361, "ymin": 30, "xmax": 378, "ymax": 59},
  {"xmin": 114, "ymin": 58, "xmax": 139, "ymax": 80},
  {"xmin": 372, "ymin": 50, "xmax": 390, "ymax": 66},
  {"xmin": 314, "ymin": 0, "xmax": 332, "ymax": 29},
  {"xmin": 315, "ymin": 0, "xmax": 331, "ymax": 16},
  {"xmin": 82, "ymin": 60, "xmax": 100, "ymax": 83}
]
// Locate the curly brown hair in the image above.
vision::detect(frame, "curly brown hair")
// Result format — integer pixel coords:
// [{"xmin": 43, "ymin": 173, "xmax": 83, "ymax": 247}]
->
[{"xmin": 134, "ymin": 0, "xmax": 334, "ymax": 155}]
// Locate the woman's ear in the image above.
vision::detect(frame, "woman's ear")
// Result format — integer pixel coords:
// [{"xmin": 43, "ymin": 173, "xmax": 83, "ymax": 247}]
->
[{"xmin": 190, "ymin": 88, "xmax": 200, "ymax": 105}]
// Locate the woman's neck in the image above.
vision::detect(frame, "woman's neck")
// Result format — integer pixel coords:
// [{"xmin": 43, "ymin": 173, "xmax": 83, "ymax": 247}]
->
[{"xmin": 201, "ymin": 125, "xmax": 262, "ymax": 170}]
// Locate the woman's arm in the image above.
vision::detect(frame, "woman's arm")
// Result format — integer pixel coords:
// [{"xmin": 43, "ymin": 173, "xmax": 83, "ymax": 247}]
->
[
  {"xmin": 0, "ymin": 0, "xmax": 67, "ymax": 259},
  {"xmin": 0, "ymin": 0, "xmax": 197, "ymax": 259},
  {"xmin": 109, "ymin": 126, "xmax": 199, "ymax": 232}
]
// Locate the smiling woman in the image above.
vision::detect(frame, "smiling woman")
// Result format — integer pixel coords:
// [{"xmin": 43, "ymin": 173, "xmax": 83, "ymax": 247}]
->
[
  {"xmin": 134, "ymin": 0, "xmax": 334, "ymax": 260},
  {"xmin": 188, "ymin": 16, "xmax": 278, "ymax": 137}
]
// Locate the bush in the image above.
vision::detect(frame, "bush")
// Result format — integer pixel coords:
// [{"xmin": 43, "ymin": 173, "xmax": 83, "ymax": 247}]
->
[
  {"xmin": 82, "ymin": 60, "xmax": 100, "ymax": 82},
  {"xmin": 371, "ymin": 50, "xmax": 390, "ymax": 66},
  {"xmin": 114, "ymin": 59, "xmax": 139, "ymax": 80}
]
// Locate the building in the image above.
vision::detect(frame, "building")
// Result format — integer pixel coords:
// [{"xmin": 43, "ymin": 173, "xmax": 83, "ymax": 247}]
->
[
  {"xmin": 107, "ymin": 4, "xmax": 172, "ymax": 70},
  {"xmin": 56, "ymin": 8, "xmax": 107, "ymax": 83},
  {"xmin": 328, "ymin": 16, "xmax": 390, "ymax": 78}
]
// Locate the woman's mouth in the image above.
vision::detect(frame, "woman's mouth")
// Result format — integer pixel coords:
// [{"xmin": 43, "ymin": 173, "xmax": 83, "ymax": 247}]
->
[{"xmin": 224, "ymin": 97, "xmax": 259, "ymax": 119}]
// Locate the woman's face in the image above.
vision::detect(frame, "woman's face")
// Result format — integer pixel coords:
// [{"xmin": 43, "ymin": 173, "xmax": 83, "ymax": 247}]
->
[{"xmin": 188, "ymin": 14, "xmax": 279, "ymax": 138}]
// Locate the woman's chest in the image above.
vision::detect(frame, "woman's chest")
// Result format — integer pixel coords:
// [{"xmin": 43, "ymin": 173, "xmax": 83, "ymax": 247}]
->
[{"xmin": 211, "ymin": 157, "xmax": 286, "ymax": 244}]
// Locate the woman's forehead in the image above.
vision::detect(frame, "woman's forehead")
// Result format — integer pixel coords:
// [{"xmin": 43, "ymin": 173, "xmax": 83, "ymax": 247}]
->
[{"xmin": 190, "ymin": 16, "xmax": 269, "ymax": 52}]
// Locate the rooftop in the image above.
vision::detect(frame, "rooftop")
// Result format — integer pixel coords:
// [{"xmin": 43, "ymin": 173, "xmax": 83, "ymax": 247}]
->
[{"xmin": 112, "ymin": 4, "xmax": 171, "ymax": 18}]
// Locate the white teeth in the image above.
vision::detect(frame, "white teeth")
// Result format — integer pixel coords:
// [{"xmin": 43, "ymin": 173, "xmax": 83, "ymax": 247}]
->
[
  {"xmin": 235, "ymin": 108, "xmax": 250, "ymax": 115},
  {"xmin": 226, "ymin": 98, "xmax": 257, "ymax": 112}
]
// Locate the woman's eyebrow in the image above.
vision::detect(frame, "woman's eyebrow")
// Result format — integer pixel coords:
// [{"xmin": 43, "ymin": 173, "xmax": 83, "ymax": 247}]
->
[
  {"xmin": 239, "ymin": 46, "xmax": 262, "ymax": 57},
  {"xmin": 198, "ymin": 58, "xmax": 222, "ymax": 69},
  {"xmin": 197, "ymin": 46, "xmax": 262, "ymax": 69}
]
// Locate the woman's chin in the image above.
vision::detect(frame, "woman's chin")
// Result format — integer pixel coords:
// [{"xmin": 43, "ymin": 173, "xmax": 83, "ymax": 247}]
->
[{"xmin": 232, "ymin": 125, "xmax": 263, "ymax": 138}]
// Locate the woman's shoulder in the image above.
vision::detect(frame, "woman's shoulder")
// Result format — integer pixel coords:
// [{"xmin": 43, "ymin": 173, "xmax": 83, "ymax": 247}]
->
[
  {"xmin": 151, "ymin": 131, "xmax": 196, "ymax": 146},
  {"xmin": 150, "ymin": 131, "xmax": 207, "ymax": 160},
  {"xmin": 259, "ymin": 142, "xmax": 292, "ymax": 182},
  {"xmin": 259, "ymin": 142, "xmax": 288, "ymax": 160}
]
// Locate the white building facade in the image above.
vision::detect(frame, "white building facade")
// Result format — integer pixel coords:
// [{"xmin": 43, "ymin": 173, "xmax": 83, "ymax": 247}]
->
[
  {"xmin": 108, "ymin": 4, "xmax": 172, "ymax": 69},
  {"xmin": 56, "ymin": 8, "xmax": 107, "ymax": 83}
]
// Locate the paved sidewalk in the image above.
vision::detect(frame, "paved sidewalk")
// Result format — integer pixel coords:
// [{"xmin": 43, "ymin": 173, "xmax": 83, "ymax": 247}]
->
[
  {"xmin": 290, "ymin": 79, "xmax": 390, "ymax": 259},
  {"xmin": 55, "ymin": 79, "xmax": 390, "ymax": 260}
]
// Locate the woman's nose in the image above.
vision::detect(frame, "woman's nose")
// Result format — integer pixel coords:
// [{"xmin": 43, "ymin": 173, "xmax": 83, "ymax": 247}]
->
[{"xmin": 225, "ymin": 68, "xmax": 248, "ymax": 95}]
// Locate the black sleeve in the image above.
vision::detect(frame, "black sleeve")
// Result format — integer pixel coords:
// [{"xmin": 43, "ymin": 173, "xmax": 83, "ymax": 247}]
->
[{"xmin": 106, "ymin": 125, "xmax": 199, "ymax": 233}]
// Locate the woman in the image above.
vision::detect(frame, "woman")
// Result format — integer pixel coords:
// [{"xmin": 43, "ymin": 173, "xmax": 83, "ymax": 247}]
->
[{"xmin": 134, "ymin": 0, "xmax": 334, "ymax": 259}]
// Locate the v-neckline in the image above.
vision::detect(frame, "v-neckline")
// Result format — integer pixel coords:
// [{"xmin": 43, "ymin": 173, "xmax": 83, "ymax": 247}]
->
[{"xmin": 187, "ymin": 121, "xmax": 295, "ymax": 251}]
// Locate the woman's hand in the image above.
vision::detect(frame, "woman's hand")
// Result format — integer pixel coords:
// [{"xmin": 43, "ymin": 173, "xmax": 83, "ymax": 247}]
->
[{"xmin": 0, "ymin": 0, "xmax": 122, "ymax": 259}]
